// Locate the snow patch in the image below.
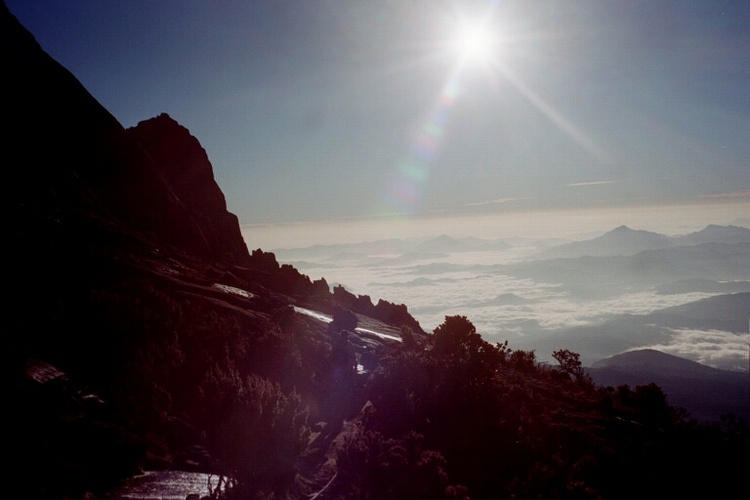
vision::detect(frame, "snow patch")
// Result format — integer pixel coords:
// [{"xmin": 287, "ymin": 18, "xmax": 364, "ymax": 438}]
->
[
  {"xmin": 213, "ymin": 283, "xmax": 255, "ymax": 299},
  {"xmin": 294, "ymin": 306, "xmax": 332, "ymax": 323},
  {"xmin": 355, "ymin": 327, "xmax": 402, "ymax": 342},
  {"xmin": 294, "ymin": 306, "xmax": 402, "ymax": 342}
]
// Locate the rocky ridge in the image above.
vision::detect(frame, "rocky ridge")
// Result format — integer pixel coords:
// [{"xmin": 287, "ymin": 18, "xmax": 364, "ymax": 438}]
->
[{"xmin": 2, "ymin": 2, "xmax": 424, "ymax": 496}]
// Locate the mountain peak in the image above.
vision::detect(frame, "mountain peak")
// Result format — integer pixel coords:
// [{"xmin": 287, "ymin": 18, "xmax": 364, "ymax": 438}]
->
[
  {"xmin": 126, "ymin": 114, "xmax": 251, "ymax": 264},
  {"xmin": 542, "ymin": 225, "xmax": 670, "ymax": 258},
  {"xmin": 2, "ymin": 0, "xmax": 250, "ymax": 266},
  {"xmin": 679, "ymin": 224, "xmax": 750, "ymax": 245},
  {"xmin": 592, "ymin": 348, "xmax": 721, "ymax": 375},
  {"xmin": 605, "ymin": 225, "xmax": 663, "ymax": 237}
]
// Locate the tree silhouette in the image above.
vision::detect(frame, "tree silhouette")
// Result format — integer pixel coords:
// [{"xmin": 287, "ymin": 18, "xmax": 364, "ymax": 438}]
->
[
  {"xmin": 552, "ymin": 348, "xmax": 590, "ymax": 385},
  {"xmin": 432, "ymin": 315, "xmax": 486, "ymax": 359}
]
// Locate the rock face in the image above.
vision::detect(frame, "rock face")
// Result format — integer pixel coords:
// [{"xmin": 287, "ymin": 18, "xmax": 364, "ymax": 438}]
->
[
  {"xmin": 127, "ymin": 114, "xmax": 250, "ymax": 265},
  {"xmin": 2, "ymin": 4, "xmax": 426, "ymax": 497},
  {"xmin": 1, "ymin": 1, "xmax": 249, "ymax": 266},
  {"xmin": 1, "ymin": 3, "xmax": 254, "ymax": 494}
]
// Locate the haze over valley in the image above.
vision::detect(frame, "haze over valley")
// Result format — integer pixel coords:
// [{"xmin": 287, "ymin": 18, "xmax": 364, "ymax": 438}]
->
[
  {"xmin": 273, "ymin": 220, "xmax": 750, "ymax": 372},
  {"xmin": 11, "ymin": 0, "xmax": 749, "ymax": 376}
]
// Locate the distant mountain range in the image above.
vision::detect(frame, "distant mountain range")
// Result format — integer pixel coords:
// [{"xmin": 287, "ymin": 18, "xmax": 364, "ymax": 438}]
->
[
  {"xmin": 540, "ymin": 224, "xmax": 750, "ymax": 258},
  {"xmin": 281, "ymin": 225, "xmax": 749, "ymax": 380},
  {"xmin": 504, "ymin": 240, "xmax": 750, "ymax": 298},
  {"xmin": 588, "ymin": 349, "xmax": 748, "ymax": 422}
]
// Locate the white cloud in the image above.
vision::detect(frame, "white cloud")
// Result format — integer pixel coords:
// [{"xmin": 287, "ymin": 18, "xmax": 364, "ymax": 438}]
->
[
  {"xmin": 463, "ymin": 197, "xmax": 533, "ymax": 207},
  {"xmin": 697, "ymin": 190, "xmax": 750, "ymax": 200},
  {"xmin": 636, "ymin": 328, "xmax": 750, "ymax": 371},
  {"xmin": 302, "ymin": 253, "xmax": 722, "ymax": 336},
  {"xmin": 566, "ymin": 180, "xmax": 617, "ymax": 188},
  {"xmin": 283, "ymin": 229, "xmax": 748, "ymax": 370}
]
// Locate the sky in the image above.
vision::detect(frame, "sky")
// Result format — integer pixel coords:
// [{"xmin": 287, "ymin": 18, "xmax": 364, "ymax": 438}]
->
[{"xmin": 7, "ymin": 0, "xmax": 750, "ymax": 241}]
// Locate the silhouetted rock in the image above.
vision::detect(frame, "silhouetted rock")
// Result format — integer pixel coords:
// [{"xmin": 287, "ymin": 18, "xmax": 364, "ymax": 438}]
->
[
  {"xmin": 127, "ymin": 114, "xmax": 250, "ymax": 265},
  {"xmin": 332, "ymin": 284, "xmax": 424, "ymax": 333},
  {"xmin": 2, "ymin": 2, "xmax": 252, "ymax": 494},
  {"xmin": 2, "ymin": 1, "xmax": 248, "ymax": 266},
  {"xmin": 9, "ymin": 359, "xmax": 146, "ymax": 496}
]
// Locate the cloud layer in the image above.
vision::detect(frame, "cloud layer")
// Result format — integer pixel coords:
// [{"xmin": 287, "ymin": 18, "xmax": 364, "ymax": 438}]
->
[{"xmin": 281, "ymin": 224, "xmax": 750, "ymax": 371}]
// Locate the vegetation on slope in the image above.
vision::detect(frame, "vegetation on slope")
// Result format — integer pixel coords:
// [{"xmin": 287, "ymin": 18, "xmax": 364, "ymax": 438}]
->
[
  {"xmin": 9, "ymin": 240, "xmax": 748, "ymax": 499},
  {"xmin": 320, "ymin": 316, "xmax": 749, "ymax": 499}
]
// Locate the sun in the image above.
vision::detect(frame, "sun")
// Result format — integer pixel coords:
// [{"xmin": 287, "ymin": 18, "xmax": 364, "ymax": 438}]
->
[
  {"xmin": 453, "ymin": 21, "xmax": 493, "ymax": 64},
  {"xmin": 449, "ymin": 16, "xmax": 498, "ymax": 68}
]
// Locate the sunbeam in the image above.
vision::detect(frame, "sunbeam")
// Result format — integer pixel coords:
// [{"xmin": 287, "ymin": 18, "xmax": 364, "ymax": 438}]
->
[
  {"xmin": 377, "ymin": 0, "xmax": 606, "ymax": 218},
  {"xmin": 495, "ymin": 63, "xmax": 607, "ymax": 161},
  {"xmin": 378, "ymin": 1, "xmax": 504, "ymax": 217}
]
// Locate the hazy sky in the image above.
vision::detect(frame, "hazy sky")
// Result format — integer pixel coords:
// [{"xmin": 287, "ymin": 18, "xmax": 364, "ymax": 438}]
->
[{"xmin": 7, "ymin": 0, "xmax": 750, "ymax": 227}]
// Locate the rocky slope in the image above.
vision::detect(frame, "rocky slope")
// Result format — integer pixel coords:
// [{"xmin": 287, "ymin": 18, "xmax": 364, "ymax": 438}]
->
[{"xmin": 2, "ymin": 2, "xmax": 423, "ymax": 496}]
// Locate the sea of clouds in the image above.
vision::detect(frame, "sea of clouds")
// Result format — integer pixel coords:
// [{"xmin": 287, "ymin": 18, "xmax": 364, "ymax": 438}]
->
[{"xmin": 272, "ymin": 228, "xmax": 749, "ymax": 372}]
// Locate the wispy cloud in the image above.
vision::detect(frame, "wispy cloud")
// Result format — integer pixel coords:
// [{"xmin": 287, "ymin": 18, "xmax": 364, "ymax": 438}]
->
[
  {"xmin": 566, "ymin": 180, "xmax": 617, "ymax": 188},
  {"xmin": 463, "ymin": 197, "xmax": 532, "ymax": 207},
  {"xmin": 697, "ymin": 190, "xmax": 750, "ymax": 200}
]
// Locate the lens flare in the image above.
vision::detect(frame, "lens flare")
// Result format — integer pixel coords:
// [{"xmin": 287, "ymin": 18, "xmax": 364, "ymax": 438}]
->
[
  {"xmin": 379, "ymin": 74, "xmax": 463, "ymax": 215},
  {"xmin": 379, "ymin": 0, "xmax": 601, "ymax": 218},
  {"xmin": 379, "ymin": 3, "xmax": 502, "ymax": 217}
]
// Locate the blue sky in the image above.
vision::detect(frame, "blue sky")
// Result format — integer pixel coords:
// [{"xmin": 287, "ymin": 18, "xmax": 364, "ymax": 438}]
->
[{"xmin": 7, "ymin": 0, "xmax": 750, "ymax": 226}]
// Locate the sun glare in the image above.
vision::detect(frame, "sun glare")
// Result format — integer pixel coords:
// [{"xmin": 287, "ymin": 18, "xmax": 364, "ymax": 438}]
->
[
  {"xmin": 453, "ymin": 20, "xmax": 495, "ymax": 65},
  {"xmin": 445, "ymin": 7, "xmax": 505, "ymax": 71}
]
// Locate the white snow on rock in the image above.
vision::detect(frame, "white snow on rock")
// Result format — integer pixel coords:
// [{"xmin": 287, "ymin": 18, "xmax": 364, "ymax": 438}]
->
[
  {"xmin": 293, "ymin": 306, "xmax": 402, "ymax": 342},
  {"xmin": 213, "ymin": 283, "xmax": 255, "ymax": 299}
]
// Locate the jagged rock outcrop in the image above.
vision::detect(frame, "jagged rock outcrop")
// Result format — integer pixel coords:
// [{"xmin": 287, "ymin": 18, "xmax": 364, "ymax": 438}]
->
[
  {"xmin": 1, "ymin": 3, "xmax": 426, "ymax": 496},
  {"xmin": 332, "ymin": 285, "xmax": 424, "ymax": 334},
  {"xmin": 1, "ymin": 1, "xmax": 249, "ymax": 266},
  {"xmin": 2, "ymin": 3, "xmax": 254, "ymax": 494},
  {"xmin": 127, "ymin": 114, "xmax": 250, "ymax": 265}
]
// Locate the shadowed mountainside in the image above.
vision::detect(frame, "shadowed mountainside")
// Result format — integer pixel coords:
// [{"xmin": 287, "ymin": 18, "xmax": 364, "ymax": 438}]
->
[
  {"xmin": 525, "ymin": 292, "xmax": 750, "ymax": 371},
  {"xmin": 126, "ymin": 113, "xmax": 251, "ymax": 265},
  {"xmin": 2, "ymin": 2, "xmax": 748, "ymax": 499},
  {"xmin": 2, "ymin": 0, "xmax": 249, "ymax": 266},
  {"xmin": 588, "ymin": 349, "xmax": 749, "ymax": 422},
  {"xmin": 3, "ymin": 2, "xmax": 423, "ymax": 496}
]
